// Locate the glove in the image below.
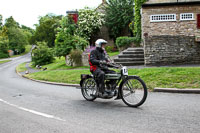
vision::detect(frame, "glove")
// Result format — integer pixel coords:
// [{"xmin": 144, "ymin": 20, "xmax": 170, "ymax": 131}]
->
[{"xmin": 99, "ymin": 60, "xmax": 107, "ymax": 65}]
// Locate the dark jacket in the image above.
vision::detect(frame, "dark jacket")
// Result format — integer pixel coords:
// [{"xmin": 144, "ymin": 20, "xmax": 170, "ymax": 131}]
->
[{"xmin": 89, "ymin": 47, "xmax": 108, "ymax": 72}]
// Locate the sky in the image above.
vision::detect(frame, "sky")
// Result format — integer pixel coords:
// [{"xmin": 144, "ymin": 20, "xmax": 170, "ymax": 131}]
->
[{"xmin": 0, "ymin": 0, "xmax": 102, "ymax": 28}]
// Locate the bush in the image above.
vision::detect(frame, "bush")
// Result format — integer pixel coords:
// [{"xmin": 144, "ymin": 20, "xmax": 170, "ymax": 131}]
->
[
  {"xmin": 69, "ymin": 49, "xmax": 83, "ymax": 66},
  {"xmin": 105, "ymin": 45, "xmax": 118, "ymax": 52},
  {"xmin": 116, "ymin": 36, "xmax": 140, "ymax": 50},
  {"xmin": 31, "ymin": 42, "xmax": 54, "ymax": 66},
  {"xmin": 0, "ymin": 52, "xmax": 9, "ymax": 58}
]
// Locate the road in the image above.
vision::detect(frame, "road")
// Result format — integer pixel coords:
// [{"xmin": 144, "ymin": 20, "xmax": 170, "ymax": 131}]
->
[{"xmin": 0, "ymin": 54, "xmax": 200, "ymax": 133}]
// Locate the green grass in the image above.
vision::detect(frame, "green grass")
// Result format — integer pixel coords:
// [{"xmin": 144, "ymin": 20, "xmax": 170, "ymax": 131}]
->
[
  {"xmin": 16, "ymin": 62, "xmax": 28, "ymax": 72},
  {"xmin": 108, "ymin": 51, "xmax": 120, "ymax": 57},
  {"xmin": 38, "ymin": 57, "xmax": 89, "ymax": 70},
  {"xmin": 26, "ymin": 66, "xmax": 200, "ymax": 90},
  {"xmin": 27, "ymin": 70, "xmax": 90, "ymax": 84},
  {"xmin": 0, "ymin": 60, "xmax": 11, "ymax": 64}
]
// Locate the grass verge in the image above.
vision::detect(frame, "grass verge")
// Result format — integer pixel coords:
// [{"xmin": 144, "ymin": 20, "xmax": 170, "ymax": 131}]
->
[
  {"xmin": 0, "ymin": 60, "xmax": 11, "ymax": 64},
  {"xmin": 25, "ymin": 66, "xmax": 200, "ymax": 90},
  {"xmin": 16, "ymin": 62, "xmax": 28, "ymax": 72}
]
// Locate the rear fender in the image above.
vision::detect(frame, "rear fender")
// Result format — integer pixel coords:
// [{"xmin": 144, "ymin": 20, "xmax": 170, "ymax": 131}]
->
[{"xmin": 80, "ymin": 74, "xmax": 93, "ymax": 87}]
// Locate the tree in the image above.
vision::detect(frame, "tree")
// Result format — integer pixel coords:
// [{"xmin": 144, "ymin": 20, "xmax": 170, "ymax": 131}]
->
[
  {"xmin": 55, "ymin": 16, "xmax": 88, "ymax": 59},
  {"xmin": 7, "ymin": 27, "xmax": 28, "ymax": 53},
  {"xmin": 75, "ymin": 7, "xmax": 105, "ymax": 42},
  {"xmin": 105, "ymin": 0, "xmax": 134, "ymax": 41},
  {"xmin": 0, "ymin": 36, "xmax": 9, "ymax": 58},
  {"xmin": 31, "ymin": 14, "xmax": 62, "ymax": 47},
  {"xmin": 4, "ymin": 16, "xmax": 19, "ymax": 28},
  {"xmin": 3, "ymin": 16, "xmax": 29, "ymax": 54}
]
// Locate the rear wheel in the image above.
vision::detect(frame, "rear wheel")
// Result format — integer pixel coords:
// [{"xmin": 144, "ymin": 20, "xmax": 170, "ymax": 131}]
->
[
  {"xmin": 120, "ymin": 76, "xmax": 147, "ymax": 107},
  {"xmin": 81, "ymin": 77, "xmax": 97, "ymax": 101}
]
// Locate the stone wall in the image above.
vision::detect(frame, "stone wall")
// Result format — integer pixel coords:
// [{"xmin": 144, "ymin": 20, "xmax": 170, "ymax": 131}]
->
[
  {"xmin": 142, "ymin": 4, "xmax": 200, "ymax": 37},
  {"xmin": 144, "ymin": 35, "xmax": 200, "ymax": 65},
  {"xmin": 142, "ymin": 3, "xmax": 200, "ymax": 65}
]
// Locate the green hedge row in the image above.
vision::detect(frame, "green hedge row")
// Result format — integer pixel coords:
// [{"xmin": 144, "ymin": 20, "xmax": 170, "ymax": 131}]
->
[{"xmin": 116, "ymin": 36, "xmax": 140, "ymax": 49}]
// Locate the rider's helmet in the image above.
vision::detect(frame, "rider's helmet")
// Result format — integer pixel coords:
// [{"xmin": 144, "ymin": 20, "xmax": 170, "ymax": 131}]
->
[{"xmin": 95, "ymin": 39, "xmax": 107, "ymax": 48}]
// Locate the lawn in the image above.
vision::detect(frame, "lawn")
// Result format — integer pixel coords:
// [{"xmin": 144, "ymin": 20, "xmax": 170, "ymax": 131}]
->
[
  {"xmin": 0, "ymin": 60, "xmax": 11, "ymax": 64},
  {"xmin": 26, "ymin": 66, "xmax": 200, "ymax": 90}
]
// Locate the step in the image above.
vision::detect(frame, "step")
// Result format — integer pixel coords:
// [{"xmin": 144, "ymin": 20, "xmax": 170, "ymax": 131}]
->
[
  {"xmin": 127, "ymin": 47, "xmax": 144, "ymax": 51},
  {"xmin": 115, "ymin": 61, "xmax": 144, "ymax": 66},
  {"xmin": 114, "ymin": 58, "xmax": 144, "ymax": 62},
  {"xmin": 118, "ymin": 54, "xmax": 144, "ymax": 58},
  {"xmin": 122, "ymin": 51, "xmax": 144, "ymax": 55}
]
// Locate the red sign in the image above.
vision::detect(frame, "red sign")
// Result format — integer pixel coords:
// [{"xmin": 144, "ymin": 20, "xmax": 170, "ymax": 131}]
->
[{"xmin": 197, "ymin": 14, "xmax": 200, "ymax": 29}]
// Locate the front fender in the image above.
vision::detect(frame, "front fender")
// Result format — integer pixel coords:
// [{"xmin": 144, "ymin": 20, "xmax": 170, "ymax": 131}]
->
[{"xmin": 119, "ymin": 75, "xmax": 140, "ymax": 89}]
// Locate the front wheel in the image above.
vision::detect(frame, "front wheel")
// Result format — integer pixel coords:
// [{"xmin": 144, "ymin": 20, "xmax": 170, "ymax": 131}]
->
[
  {"xmin": 120, "ymin": 76, "xmax": 147, "ymax": 107},
  {"xmin": 81, "ymin": 77, "xmax": 97, "ymax": 101}
]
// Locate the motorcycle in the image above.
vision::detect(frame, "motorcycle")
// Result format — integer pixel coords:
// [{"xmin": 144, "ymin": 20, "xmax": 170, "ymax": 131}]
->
[{"xmin": 80, "ymin": 62, "xmax": 148, "ymax": 107}]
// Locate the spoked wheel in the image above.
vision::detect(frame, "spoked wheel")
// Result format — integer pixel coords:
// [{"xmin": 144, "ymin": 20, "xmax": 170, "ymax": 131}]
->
[
  {"xmin": 120, "ymin": 76, "xmax": 147, "ymax": 107},
  {"xmin": 81, "ymin": 78, "xmax": 97, "ymax": 101}
]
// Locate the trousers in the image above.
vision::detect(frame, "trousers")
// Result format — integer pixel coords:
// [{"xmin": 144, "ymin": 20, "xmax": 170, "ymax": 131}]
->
[{"xmin": 93, "ymin": 68, "xmax": 116, "ymax": 93}]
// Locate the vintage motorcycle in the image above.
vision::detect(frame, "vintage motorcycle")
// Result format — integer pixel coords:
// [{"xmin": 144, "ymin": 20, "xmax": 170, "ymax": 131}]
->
[{"xmin": 80, "ymin": 62, "xmax": 148, "ymax": 107}]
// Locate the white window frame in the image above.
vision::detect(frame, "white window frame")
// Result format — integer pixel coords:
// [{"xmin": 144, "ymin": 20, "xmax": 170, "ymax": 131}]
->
[
  {"xmin": 180, "ymin": 13, "xmax": 194, "ymax": 21},
  {"xmin": 150, "ymin": 14, "xmax": 176, "ymax": 22}
]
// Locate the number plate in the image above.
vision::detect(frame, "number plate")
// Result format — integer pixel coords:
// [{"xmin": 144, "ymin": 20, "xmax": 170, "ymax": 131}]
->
[{"xmin": 122, "ymin": 66, "xmax": 128, "ymax": 76}]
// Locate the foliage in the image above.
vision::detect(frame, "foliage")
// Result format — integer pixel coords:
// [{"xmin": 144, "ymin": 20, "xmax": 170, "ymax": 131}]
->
[
  {"xmin": 105, "ymin": 45, "xmax": 118, "ymax": 52},
  {"xmin": 4, "ymin": 16, "xmax": 20, "ymax": 28},
  {"xmin": 55, "ymin": 16, "xmax": 88, "ymax": 58},
  {"xmin": 69, "ymin": 49, "xmax": 83, "ymax": 66},
  {"xmin": 75, "ymin": 7, "xmax": 105, "ymax": 41},
  {"xmin": 0, "ymin": 36, "xmax": 9, "ymax": 58},
  {"xmin": 134, "ymin": 0, "xmax": 147, "ymax": 41},
  {"xmin": 116, "ymin": 36, "xmax": 140, "ymax": 49},
  {"xmin": 0, "ymin": 14, "xmax": 2, "ymax": 30},
  {"xmin": 31, "ymin": 14, "xmax": 62, "ymax": 47},
  {"xmin": 31, "ymin": 42, "xmax": 54, "ymax": 66},
  {"xmin": 105, "ymin": 0, "xmax": 134, "ymax": 41},
  {"xmin": 7, "ymin": 27, "xmax": 27, "ymax": 54},
  {"xmin": 2, "ymin": 16, "xmax": 31, "ymax": 54}
]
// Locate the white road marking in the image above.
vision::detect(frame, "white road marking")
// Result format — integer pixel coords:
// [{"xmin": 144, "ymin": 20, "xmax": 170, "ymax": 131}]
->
[{"xmin": 0, "ymin": 98, "xmax": 66, "ymax": 122}]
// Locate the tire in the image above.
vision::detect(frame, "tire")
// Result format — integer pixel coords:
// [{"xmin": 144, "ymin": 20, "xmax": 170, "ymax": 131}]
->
[
  {"xmin": 120, "ymin": 76, "xmax": 147, "ymax": 107},
  {"xmin": 81, "ymin": 77, "xmax": 97, "ymax": 101}
]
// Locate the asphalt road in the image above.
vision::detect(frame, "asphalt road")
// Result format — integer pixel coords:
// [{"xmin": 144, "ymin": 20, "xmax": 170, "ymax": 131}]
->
[{"xmin": 0, "ymin": 54, "xmax": 200, "ymax": 133}]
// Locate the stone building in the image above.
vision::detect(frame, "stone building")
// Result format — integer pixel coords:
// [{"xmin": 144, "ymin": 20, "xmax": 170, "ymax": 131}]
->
[{"xmin": 142, "ymin": 0, "xmax": 200, "ymax": 65}]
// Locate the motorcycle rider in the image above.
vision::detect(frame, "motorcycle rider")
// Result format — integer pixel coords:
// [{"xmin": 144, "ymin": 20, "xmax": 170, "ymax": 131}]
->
[{"xmin": 89, "ymin": 39, "xmax": 115, "ymax": 97}]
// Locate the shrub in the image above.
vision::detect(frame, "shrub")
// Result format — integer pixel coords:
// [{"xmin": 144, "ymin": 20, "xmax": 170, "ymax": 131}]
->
[
  {"xmin": 0, "ymin": 52, "xmax": 9, "ymax": 58},
  {"xmin": 31, "ymin": 42, "xmax": 54, "ymax": 66},
  {"xmin": 69, "ymin": 49, "xmax": 83, "ymax": 66},
  {"xmin": 116, "ymin": 36, "xmax": 140, "ymax": 50},
  {"xmin": 105, "ymin": 45, "xmax": 118, "ymax": 52}
]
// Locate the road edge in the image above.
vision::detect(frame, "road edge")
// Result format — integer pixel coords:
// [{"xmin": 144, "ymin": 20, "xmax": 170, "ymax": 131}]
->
[{"xmin": 154, "ymin": 88, "xmax": 200, "ymax": 94}]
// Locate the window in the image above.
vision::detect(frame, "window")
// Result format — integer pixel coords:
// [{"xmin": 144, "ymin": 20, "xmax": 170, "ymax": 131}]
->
[
  {"xmin": 180, "ymin": 13, "xmax": 194, "ymax": 21},
  {"xmin": 150, "ymin": 14, "xmax": 176, "ymax": 22}
]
